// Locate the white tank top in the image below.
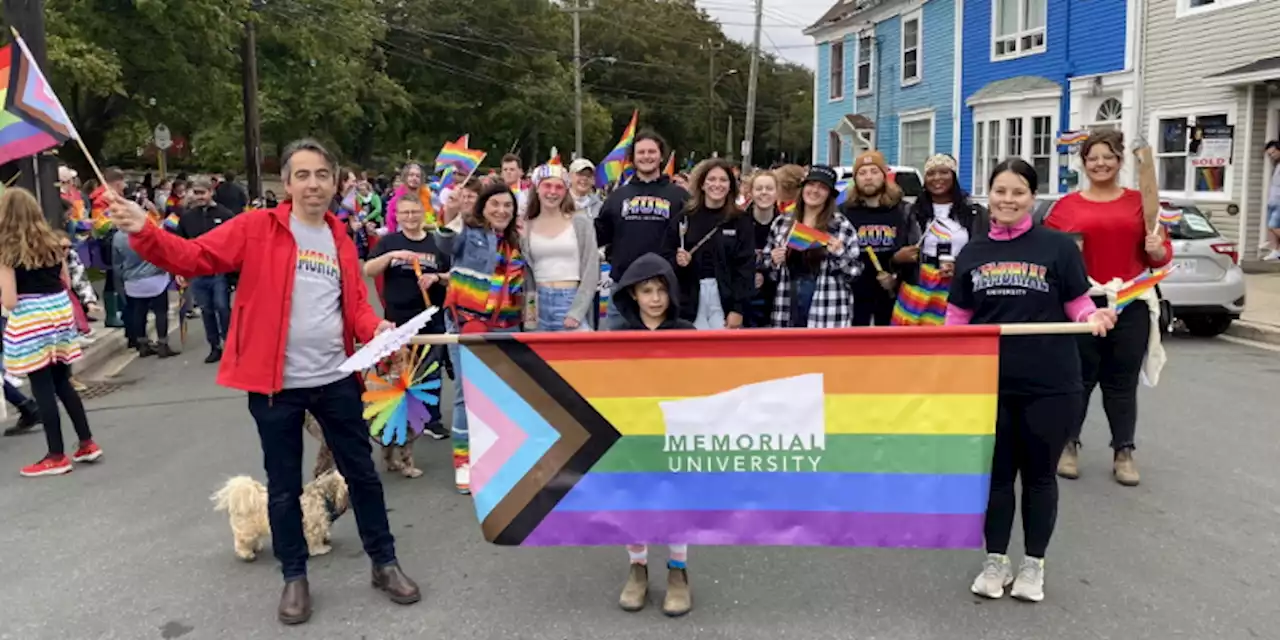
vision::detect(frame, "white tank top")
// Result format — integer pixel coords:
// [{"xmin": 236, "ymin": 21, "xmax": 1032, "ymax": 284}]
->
[{"xmin": 529, "ymin": 225, "xmax": 580, "ymax": 283}]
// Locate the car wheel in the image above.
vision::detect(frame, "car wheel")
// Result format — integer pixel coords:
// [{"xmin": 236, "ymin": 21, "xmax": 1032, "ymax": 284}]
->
[{"xmin": 1183, "ymin": 315, "xmax": 1233, "ymax": 337}]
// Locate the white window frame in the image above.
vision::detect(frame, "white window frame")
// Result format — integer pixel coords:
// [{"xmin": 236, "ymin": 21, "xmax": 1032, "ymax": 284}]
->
[
  {"xmin": 856, "ymin": 31, "xmax": 875, "ymax": 96},
  {"xmin": 828, "ymin": 130, "xmax": 843, "ymax": 166},
  {"xmin": 1175, "ymin": 0, "xmax": 1255, "ymax": 19},
  {"xmin": 900, "ymin": 9, "xmax": 922, "ymax": 87},
  {"xmin": 898, "ymin": 110, "xmax": 935, "ymax": 171},
  {"xmin": 971, "ymin": 97, "xmax": 1061, "ymax": 196},
  {"xmin": 990, "ymin": 0, "xmax": 1047, "ymax": 61},
  {"xmin": 828, "ymin": 39, "xmax": 845, "ymax": 102},
  {"xmin": 1149, "ymin": 102, "xmax": 1237, "ymax": 203}
]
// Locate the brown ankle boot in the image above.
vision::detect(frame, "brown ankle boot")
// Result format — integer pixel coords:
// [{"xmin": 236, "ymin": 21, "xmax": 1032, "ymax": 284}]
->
[
  {"xmin": 372, "ymin": 563, "xmax": 422, "ymax": 605},
  {"xmin": 1113, "ymin": 449, "xmax": 1140, "ymax": 486},
  {"xmin": 662, "ymin": 567, "xmax": 692, "ymax": 617},
  {"xmin": 278, "ymin": 578, "xmax": 312, "ymax": 625},
  {"xmin": 618, "ymin": 563, "xmax": 649, "ymax": 612},
  {"xmin": 1057, "ymin": 442, "xmax": 1080, "ymax": 479}
]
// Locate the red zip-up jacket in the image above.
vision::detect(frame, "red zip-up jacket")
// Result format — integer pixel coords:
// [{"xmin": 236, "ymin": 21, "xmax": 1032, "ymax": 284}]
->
[{"xmin": 129, "ymin": 201, "xmax": 383, "ymax": 394}]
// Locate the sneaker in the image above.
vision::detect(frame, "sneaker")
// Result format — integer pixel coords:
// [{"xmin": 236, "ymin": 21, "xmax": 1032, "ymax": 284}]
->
[
  {"xmin": 71, "ymin": 440, "xmax": 103, "ymax": 463},
  {"xmin": 970, "ymin": 553, "xmax": 1013, "ymax": 599},
  {"xmin": 1113, "ymin": 448, "xmax": 1140, "ymax": 486},
  {"xmin": 618, "ymin": 563, "xmax": 649, "ymax": 612},
  {"xmin": 1263, "ymin": 250, "xmax": 1280, "ymax": 261},
  {"xmin": 1057, "ymin": 441, "xmax": 1080, "ymax": 479},
  {"xmin": 4, "ymin": 373, "xmax": 23, "ymax": 388},
  {"xmin": 1011, "ymin": 557, "xmax": 1046, "ymax": 603},
  {"xmin": 3, "ymin": 402, "xmax": 41, "ymax": 436},
  {"xmin": 424, "ymin": 421, "xmax": 449, "ymax": 440},
  {"xmin": 70, "ymin": 378, "xmax": 87, "ymax": 393},
  {"xmin": 455, "ymin": 463, "xmax": 471, "ymax": 494},
  {"xmin": 204, "ymin": 348, "xmax": 223, "ymax": 364},
  {"xmin": 21, "ymin": 454, "xmax": 72, "ymax": 477}
]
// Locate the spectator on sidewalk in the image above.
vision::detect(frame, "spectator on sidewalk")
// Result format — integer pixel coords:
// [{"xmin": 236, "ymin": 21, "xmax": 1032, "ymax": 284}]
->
[
  {"xmin": 1264, "ymin": 140, "xmax": 1280, "ymax": 261},
  {"xmin": 174, "ymin": 176, "xmax": 237, "ymax": 363},
  {"xmin": 108, "ymin": 138, "xmax": 420, "ymax": 626},
  {"xmin": 113, "ymin": 225, "xmax": 177, "ymax": 359},
  {"xmin": 214, "ymin": 170, "xmax": 249, "ymax": 214}
]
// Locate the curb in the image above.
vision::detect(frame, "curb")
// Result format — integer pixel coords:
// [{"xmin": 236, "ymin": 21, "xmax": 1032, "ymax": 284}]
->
[
  {"xmin": 76, "ymin": 300, "xmax": 184, "ymax": 379},
  {"xmin": 1224, "ymin": 320, "xmax": 1280, "ymax": 346}
]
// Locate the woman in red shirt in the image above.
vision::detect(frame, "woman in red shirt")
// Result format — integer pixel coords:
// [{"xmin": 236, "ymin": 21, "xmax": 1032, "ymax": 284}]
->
[{"xmin": 1045, "ymin": 130, "xmax": 1172, "ymax": 487}]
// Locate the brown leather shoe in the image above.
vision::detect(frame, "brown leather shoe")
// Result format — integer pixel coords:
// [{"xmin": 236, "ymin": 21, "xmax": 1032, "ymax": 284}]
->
[
  {"xmin": 372, "ymin": 563, "xmax": 421, "ymax": 605},
  {"xmin": 278, "ymin": 578, "xmax": 312, "ymax": 625}
]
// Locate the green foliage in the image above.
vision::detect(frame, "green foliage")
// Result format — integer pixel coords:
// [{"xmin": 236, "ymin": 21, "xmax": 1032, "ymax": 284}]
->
[{"xmin": 32, "ymin": 0, "xmax": 813, "ymax": 175}]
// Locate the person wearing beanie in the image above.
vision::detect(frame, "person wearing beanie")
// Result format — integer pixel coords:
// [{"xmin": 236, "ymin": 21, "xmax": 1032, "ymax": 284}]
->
[
  {"xmin": 762, "ymin": 164, "xmax": 862, "ymax": 328},
  {"xmin": 521, "ymin": 163, "xmax": 600, "ymax": 332},
  {"xmin": 840, "ymin": 150, "xmax": 909, "ymax": 326}
]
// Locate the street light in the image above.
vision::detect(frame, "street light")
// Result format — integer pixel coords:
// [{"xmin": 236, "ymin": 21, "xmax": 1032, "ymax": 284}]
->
[{"xmin": 708, "ymin": 69, "xmax": 738, "ymax": 157}]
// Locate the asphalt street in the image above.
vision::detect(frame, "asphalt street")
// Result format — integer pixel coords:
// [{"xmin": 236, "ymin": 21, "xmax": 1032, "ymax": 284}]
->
[{"xmin": 0, "ymin": 326, "xmax": 1277, "ymax": 640}]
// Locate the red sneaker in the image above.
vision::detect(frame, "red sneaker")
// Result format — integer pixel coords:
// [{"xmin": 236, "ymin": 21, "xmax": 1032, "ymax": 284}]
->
[
  {"xmin": 72, "ymin": 440, "xmax": 103, "ymax": 463},
  {"xmin": 21, "ymin": 455, "xmax": 72, "ymax": 477}
]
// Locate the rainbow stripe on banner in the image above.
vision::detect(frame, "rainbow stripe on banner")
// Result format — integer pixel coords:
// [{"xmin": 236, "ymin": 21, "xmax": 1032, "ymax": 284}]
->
[
  {"xmin": 0, "ymin": 34, "xmax": 79, "ymax": 166},
  {"xmin": 787, "ymin": 222, "xmax": 831, "ymax": 251},
  {"xmin": 459, "ymin": 327, "xmax": 998, "ymax": 547}
]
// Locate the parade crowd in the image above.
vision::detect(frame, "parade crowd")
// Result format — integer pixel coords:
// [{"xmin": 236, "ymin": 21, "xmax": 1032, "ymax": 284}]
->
[{"xmin": 0, "ymin": 125, "xmax": 1172, "ymax": 624}]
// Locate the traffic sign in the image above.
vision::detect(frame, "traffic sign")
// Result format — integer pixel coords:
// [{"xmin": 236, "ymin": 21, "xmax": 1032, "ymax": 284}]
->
[{"xmin": 153, "ymin": 124, "xmax": 172, "ymax": 150}]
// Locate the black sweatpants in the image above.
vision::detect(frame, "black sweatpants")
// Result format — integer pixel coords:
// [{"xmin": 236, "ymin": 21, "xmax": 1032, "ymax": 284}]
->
[
  {"xmin": 127, "ymin": 292, "xmax": 169, "ymax": 345},
  {"xmin": 1071, "ymin": 299, "xmax": 1149, "ymax": 450},
  {"xmin": 28, "ymin": 362, "xmax": 92, "ymax": 456},
  {"xmin": 985, "ymin": 392, "xmax": 1079, "ymax": 558},
  {"xmin": 851, "ymin": 278, "xmax": 895, "ymax": 326}
]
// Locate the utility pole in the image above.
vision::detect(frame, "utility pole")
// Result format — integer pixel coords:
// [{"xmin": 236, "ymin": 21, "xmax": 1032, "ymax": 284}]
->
[
  {"xmin": 242, "ymin": 1, "xmax": 263, "ymax": 199},
  {"xmin": 2, "ymin": 0, "xmax": 61, "ymax": 226},
  {"xmin": 700, "ymin": 39, "xmax": 724, "ymax": 158},
  {"xmin": 726, "ymin": 115, "xmax": 734, "ymax": 161},
  {"xmin": 742, "ymin": 0, "xmax": 763, "ymax": 173},
  {"xmin": 562, "ymin": 0, "xmax": 594, "ymax": 159}
]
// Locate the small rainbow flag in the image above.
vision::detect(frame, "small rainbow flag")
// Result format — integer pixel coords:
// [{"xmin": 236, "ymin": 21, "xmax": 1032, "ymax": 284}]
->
[
  {"xmin": 928, "ymin": 220, "xmax": 954, "ymax": 242},
  {"xmin": 548, "ymin": 148, "xmax": 562, "ymax": 166},
  {"xmin": 1058, "ymin": 131, "xmax": 1089, "ymax": 146},
  {"xmin": 435, "ymin": 141, "xmax": 486, "ymax": 175},
  {"xmin": 663, "ymin": 151, "xmax": 676, "ymax": 177},
  {"xmin": 1158, "ymin": 207, "xmax": 1182, "ymax": 227},
  {"xmin": 1115, "ymin": 268, "xmax": 1174, "ymax": 312},
  {"xmin": 787, "ymin": 222, "xmax": 831, "ymax": 251},
  {"xmin": 0, "ymin": 34, "xmax": 79, "ymax": 166},
  {"xmin": 459, "ymin": 327, "xmax": 999, "ymax": 547},
  {"xmin": 162, "ymin": 213, "xmax": 180, "ymax": 231},
  {"xmin": 596, "ymin": 110, "xmax": 638, "ymax": 188},
  {"xmin": 780, "ymin": 200, "xmax": 797, "ymax": 215}
]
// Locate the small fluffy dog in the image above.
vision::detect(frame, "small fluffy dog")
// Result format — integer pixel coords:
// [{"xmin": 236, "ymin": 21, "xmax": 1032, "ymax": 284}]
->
[{"xmin": 210, "ymin": 470, "xmax": 349, "ymax": 561}]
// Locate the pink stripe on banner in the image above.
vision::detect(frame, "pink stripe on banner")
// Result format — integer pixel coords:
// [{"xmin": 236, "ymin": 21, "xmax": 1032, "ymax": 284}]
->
[
  {"xmin": 521, "ymin": 510, "xmax": 985, "ymax": 549},
  {"xmin": 0, "ymin": 130, "xmax": 58, "ymax": 166},
  {"xmin": 462, "ymin": 378, "xmax": 528, "ymax": 495}
]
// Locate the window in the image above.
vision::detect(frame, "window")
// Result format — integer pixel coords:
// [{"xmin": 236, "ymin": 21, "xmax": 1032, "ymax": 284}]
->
[
  {"xmin": 973, "ymin": 105, "xmax": 1059, "ymax": 195},
  {"xmin": 1031, "ymin": 116, "xmax": 1053, "ymax": 194},
  {"xmin": 899, "ymin": 113, "xmax": 933, "ymax": 170},
  {"xmin": 993, "ymin": 0, "xmax": 1047, "ymax": 59},
  {"xmin": 856, "ymin": 33, "xmax": 874, "ymax": 94},
  {"xmin": 1176, "ymin": 0, "xmax": 1256, "ymax": 17},
  {"xmin": 1095, "ymin": 98, "xmax": 1123, "ymax": 124},
  {"xmin": 828, "ymin": 131, "xmax": 842, "ymax": 167},
  {"xmin": 973, "ymin": 120, "xmax": 1001, "ymax": 195},
  {"xmin": 901, "ymin": 12, "xmax": 921, "ymax": 85},
  {"xmin": 828, "ymin": 40, "xmax": 845, "ymax": 101},
  {"xmin": 1006, "ymin": 118, "xmax": 1023, "ymax": 157},
  {"xmin": 1155, "ymin": 112, "xmax": 1231, "ymax": 197}
]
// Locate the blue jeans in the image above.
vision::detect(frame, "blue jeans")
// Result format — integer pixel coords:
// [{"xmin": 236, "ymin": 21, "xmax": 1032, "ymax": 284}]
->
[
  {"xmin": 445, "ymin": 316, "xmax": 519, "ymax": 461},
  {"xmin": 537, "ymin": 287, "xmax": 592, "ymax": 332},
  {"xmin": 190, "ymin": 275, "xmax": 231, "ymax": 350},
  {"xmin": 604, "ymin": 285, "xmax": 626, "ymax": 330},
  {"xmin": 247, "ymin": 375, "xmax": 396, "ymax": 580},
  {"xmin": 790, "ymin": 275, "xmax": 817, "ymax": 328},
  {"xmin": 693, "ymin": 278, "xmax": 725, "ymax": 330}
]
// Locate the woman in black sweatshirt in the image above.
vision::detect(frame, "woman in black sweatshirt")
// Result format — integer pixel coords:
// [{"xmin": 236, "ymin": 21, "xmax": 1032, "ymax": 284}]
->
[
  {"xmin": 672, "ymin": 158, "xmax": 756, "ymax": 329},
  {"xmin": 744, "ymin": 170, "xmax": 782, "ymax": 327}
]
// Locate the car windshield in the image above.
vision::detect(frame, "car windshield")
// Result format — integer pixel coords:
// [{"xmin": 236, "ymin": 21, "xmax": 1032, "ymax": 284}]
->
[
  {"xmin": 1166, "ymin": 207, "xmax": 1218, "ymax": 241},
  {"xmin": 893, "ymin": 172, "xmax": 922, "ymax": 199}
]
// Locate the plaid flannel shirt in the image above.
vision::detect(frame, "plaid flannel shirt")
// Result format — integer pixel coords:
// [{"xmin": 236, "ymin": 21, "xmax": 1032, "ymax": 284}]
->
[{"xmin": 763, "ymin": 212, "xmax": 863, "ymax": 328}]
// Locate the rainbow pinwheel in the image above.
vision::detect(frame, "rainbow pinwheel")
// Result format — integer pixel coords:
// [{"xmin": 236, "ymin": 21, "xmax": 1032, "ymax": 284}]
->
[{"xmin": 362, "ymin": 350, "xmax": 443, "ymax": 446}]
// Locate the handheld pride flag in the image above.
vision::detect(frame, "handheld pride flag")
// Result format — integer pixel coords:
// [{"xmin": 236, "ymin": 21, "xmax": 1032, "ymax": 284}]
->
[
  {"xmin": 596, "ymin": 110, "xmax": 638, "ymax": 188},
  {"xmin": 1114, "ymin": 267, "xmax": 1174, "ymax": 312},
  {"xmin": 363, "ymin": 350, "xmax": 443, "ymax": 447},
  {"xmin": 435, "ymin": 140, "xmax": 486, "ymax": 175},
  {"xmin": 0, "ymin": 33, "xmax": 79, "ymax": 166},
  {"xmin": 928, "ymin": 220, "xmax": 954, "ymax": 242},
  {"xmin": 162, "ymin": 213, "xmax": 180, "ymax": 231},
  {"xmin": 1158, "ymin": 207, "xmax": 1182, "ymax": 228},
  {"xmin": 663, "ymin": 151, "xmax": 676, "ymax": 177},
  {"xmin": 455, "ymin": 327, "xmax": 999, "ymax": 547},
  {"xmin": 787, "ymin": 222, "xmax": 831, "ymax": 251}
]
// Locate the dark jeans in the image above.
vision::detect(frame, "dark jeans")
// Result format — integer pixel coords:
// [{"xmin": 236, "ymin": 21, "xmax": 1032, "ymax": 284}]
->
[
  {"xmin": 1071, "ymin": 299, "xmax": 1149, "ymax": 450},
  {"xmin": 247, "ymin": 375, "xmax": 396, "ymax": 581},
  {"xmin": 4, "ymin": 380, "xmax": 31, "ymax": 409},
  {"xmin": 190, "ymin": 275, "xmax": 231, "ymax": 350},
  {"xmin": 790, "ymin": 275, "xmax": 817, "ymax": 328},
  {"xmin": 985, "ymin": 392, "xmax": 1078, "ymax": 558},
  {"xmin": 127, "ymin": 292, "xmax": 169, "ymax": 345},
  {"xmin": 121, "ymin": 294, "xmax": 139, "ymax": 344},
  {"xmin": 29, "ymin": 363, "xmax": 92, "ymax": 456},
  {"xmin": 852, "ymin": 279, "xmax": 895, "ymax": 326}
]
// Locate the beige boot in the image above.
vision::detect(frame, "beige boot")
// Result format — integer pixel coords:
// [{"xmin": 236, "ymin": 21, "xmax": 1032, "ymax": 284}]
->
[
  {"xmin": 1057, "ymin": 442, "xmax": 1080, "ymax": 480},
  {"xmin": 1113, "ymin": 449, "xmax": 1140, "ymax": 486},
  {"xmin": 618, "ymin": 563, "xmax": 648, "ymax": 612},
  {"xmin": 662, "ymin": 567, "xmax": 692, "ymax": 617}
]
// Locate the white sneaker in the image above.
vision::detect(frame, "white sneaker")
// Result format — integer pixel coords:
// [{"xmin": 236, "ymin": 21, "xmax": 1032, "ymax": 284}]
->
[
  {"xmin": 1263, "ymin": 250, "xmax": 1280, "ymax": 261},
  {"xmin": 4, "ymin": 374, "xmax": 23, "ymax": 388},
  {"xmin": 455, "ymin": 463, "xmax": 471, "ymax": 495},
  {"xmin": 970, "ymin": 553, "xmax": 1013, "ymax": 599},
  {"xmin": 1011, "ymin": 557, "xmax": 1046, "ymax": 603}
]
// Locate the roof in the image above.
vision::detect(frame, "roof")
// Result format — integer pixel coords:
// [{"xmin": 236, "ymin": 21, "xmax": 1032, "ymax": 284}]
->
[
  {"xmin": 1204, "ymin": 55, "xmax": 1280, "ymax": 85},
  {"xmin": 843, "ymin": 114, "xmax": 875, "ymax": 129},
  {"xmin": 805, "ymin": 0, "xmax": 885, "ymax": 35},
  {"xmin": 966, "ymin": 76, "xmax": 1060, "ymax": 106}
]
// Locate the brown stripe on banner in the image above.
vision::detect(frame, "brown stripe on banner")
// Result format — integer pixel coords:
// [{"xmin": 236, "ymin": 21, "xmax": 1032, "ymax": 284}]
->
[
  {"xmin": 10, "ymin": 56, "xmax": 63, "ymax": 138},
  {"xmin": 468, "ymin": 342, "xmax": 590, "ymax": 542}
]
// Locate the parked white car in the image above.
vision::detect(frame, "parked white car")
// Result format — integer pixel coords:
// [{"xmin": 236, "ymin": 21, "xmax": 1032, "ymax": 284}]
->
[
  {"xmin": 833, "ymin": 165, "xmax": 923, "ymax": 204},
  {"xmin": 1158, "ymin": 202, "xmax": 1246, "ymax": 337}
]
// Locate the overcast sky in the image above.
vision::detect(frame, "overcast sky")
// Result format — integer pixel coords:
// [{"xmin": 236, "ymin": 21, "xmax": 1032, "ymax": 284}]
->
[{"xmin": 697, "ymin": 0, "xmax": 831, "ymax": 68}]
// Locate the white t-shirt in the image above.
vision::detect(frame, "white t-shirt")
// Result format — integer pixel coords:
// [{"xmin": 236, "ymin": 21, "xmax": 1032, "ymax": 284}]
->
[{"xmin": 920, "ymin": 202, "xmax": 971, "ymax": 259}]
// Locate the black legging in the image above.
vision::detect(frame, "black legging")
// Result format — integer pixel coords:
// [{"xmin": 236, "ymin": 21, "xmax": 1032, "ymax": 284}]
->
[
  {"xmin": 128, "ymin": 292, "xmax": 169, "ymax": 343},
  {"xmin": 28, "ymin": 362, "xmax": 92, "ymax": 456},
  {"xmin": 1070, "ymin": 299, "xmax": 1149, "ymax": 450},
  {"xmin": 985, "ymin": 392, "xmax": 1079, "ymax": 558},
  {"xmin": 851, "ymin": 279, "xmax": 895, "ymax": 326}
]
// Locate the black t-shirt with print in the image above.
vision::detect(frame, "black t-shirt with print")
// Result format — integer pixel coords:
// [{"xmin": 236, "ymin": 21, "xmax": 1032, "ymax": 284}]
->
[
  {"xmin": 371, "ymin": 232, "xmax": 451, "ymax": 326},
  {"xmin": 949, "ymin": 226, "xmax": 1091, "ymax": 396}
]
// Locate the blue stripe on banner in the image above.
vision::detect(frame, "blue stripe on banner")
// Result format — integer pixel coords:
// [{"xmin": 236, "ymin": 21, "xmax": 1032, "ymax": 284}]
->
[
  {"xmin": 553, "ymin": 472, "xmax": 991, "ymax": 515},
  {"xmin": 461, "ymin": 347, "xmax": 562, "ymax": 523}
]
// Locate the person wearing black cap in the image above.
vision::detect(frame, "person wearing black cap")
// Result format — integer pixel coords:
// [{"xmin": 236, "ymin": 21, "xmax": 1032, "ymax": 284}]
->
[{"xmin": 761, "ymin": 165, "xmax": 863, "ymax": 328}]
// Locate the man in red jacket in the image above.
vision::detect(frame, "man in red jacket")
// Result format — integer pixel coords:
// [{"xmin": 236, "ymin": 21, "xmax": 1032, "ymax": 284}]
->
[{"xmin": 108, "ymin": 139, "xmax": 420, "ymax": 625}]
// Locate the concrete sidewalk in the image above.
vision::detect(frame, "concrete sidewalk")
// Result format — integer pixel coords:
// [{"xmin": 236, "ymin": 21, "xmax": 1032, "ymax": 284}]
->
[{"xmin": 1226, "ymin": 271, "xmax": 1280, "ymax": 344}]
